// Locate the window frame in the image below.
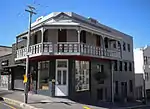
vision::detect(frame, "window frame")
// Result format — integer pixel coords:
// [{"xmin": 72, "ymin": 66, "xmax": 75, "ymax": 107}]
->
[
  {"xmin": 119, "ymin": 61, "xmax": 122, "ymax": 71},
  {"xmin": 123, "ymin": 42, "xmax": 126, "ymax": 51},
  {"xmin": 129, "ymin": 80, "xmax": 133, "ymax": 92},
  {"xmin": 124, "ymin": 62, "xmax": 127, "ymax": 71},
  {"xmin": 114, "ymin": 60, "xmax": 118, "ymax": 71},
  {"xmin": 127, "ymin": 43, "xmax": 131, "ymax": 52},
  {"xmin": 129, "ymin": 62, "xmax": 132, "ymax": 71},
  {"xmin": 75, "ymin": 60, "xmax": 89, "ymax": 92}
]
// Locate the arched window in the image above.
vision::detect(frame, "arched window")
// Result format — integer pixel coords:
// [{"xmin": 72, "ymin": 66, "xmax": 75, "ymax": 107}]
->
[{"xmin": 43, "ymin": 30, "xmax": 48, "ymax": 42}]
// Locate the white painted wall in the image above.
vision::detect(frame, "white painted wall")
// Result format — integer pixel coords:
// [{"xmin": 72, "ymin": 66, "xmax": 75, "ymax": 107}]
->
[{"xmin": 134, "ymin": 48, "xmax": 144, "ymax": 74}]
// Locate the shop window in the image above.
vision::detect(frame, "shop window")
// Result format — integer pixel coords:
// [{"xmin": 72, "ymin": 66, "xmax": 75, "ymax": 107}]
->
[
  {"xmin": 75, "ymin": 61, "xmax": 89, "ymax": 91},
  {"xmin": 38, "ymin": 61, "xmax": 49, "ymax": 90}
]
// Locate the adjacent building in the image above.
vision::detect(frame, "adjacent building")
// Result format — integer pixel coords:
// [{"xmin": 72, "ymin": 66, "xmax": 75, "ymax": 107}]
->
[
  {"xmin": 0, "ymin": 46, "xmax": 12, "ymax": 89},
  {"xmin": 1, "ymin": 12, "xmax": 135, "ymax": 102},
  {"xmin": 134, "ymin": 46, "xmax": 150, "ymax": 99}
]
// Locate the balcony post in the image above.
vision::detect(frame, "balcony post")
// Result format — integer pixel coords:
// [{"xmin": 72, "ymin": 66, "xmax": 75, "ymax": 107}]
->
[
  {"xmin": 41, "ymin": 28, "xmax": 45, "ymax": 52},
  {"xmin": 102, "ymin": 36, "xmax": 105, "ymax": 56},
  {"xmin": 77, "ymin": 29, "xmax": 80, "ymax": 53}
]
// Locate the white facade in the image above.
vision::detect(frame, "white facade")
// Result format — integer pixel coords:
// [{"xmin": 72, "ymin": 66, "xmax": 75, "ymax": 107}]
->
[
  {"xmin": 134, "ymin": 48, "xmax": 144, "ymax": 74},
  {"xmin": 134, "ymin": 47, "xmax": 146, "ymax": 99}
]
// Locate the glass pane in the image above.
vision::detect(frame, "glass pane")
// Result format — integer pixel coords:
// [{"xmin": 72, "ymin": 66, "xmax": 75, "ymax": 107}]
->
[
  {"xmin": 57, "ymin": 70, "xmax": 61, "ymax": 85},
  {"xmin": 57, "ymin": 61, "xmax": 67, "ymax": 68},
  {"xmin": 63, "ymin": 70, "xmax": 67, "ymax": 85}
]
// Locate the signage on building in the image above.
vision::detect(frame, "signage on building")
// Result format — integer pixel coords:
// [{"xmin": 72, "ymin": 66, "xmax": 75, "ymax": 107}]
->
[{"xmin": 1, "ymin": 60, "xmax": 9, "ymax": 66}]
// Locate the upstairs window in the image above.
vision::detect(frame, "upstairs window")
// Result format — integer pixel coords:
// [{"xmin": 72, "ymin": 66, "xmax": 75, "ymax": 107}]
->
[
  {"xmin": 113, "ymin": 42, "xmax": 116, "ymax": 48},
  {"xmin": 80, "ymin": 31, "xmax": 86, "ymax": 43},
  {"xmin": 119, "ymin": 61, "xmax": 122, "ymax": 71},
  {"xmin": 114, "ymin": 60, "xmax": 118, "ymax": 71},
  {"xmin": 129, "ymin": 62, "xmax": 132, "ymax": 71},
  {"xmin": 144, "ymin": 56, "xmax": 148, "ymax": 65},
  {"xmin": 145, "ymin": 72, "xmax": 149, "ymax": 81},
  {"xmin": 124, "ymin": 62, "xmax": 127, "ymax": 71},
  {"xmin": 127, "ymin": 44, "xmax": 131, "ymax": 52},
  {"xmin": 123, "ymin": 42, "xmax": 126, "ymax": 51},
  {"xmin": 117, "ymin": 41, "xmax": 121, "ymax": 50}
]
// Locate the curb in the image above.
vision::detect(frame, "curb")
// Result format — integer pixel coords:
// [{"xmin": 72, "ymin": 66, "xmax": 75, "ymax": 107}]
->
[
  {"xmin": 2, "ymin": 97, "xmax": 42, "ymax": 109},
  {"xmin": 126, "ymin": 104, "xmax": 150, "ymax": 109}
]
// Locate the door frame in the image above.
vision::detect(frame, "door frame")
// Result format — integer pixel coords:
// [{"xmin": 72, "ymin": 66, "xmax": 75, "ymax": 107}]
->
[{"xmin": 55, "ymin": 59, "xmax": 68, "ymax": 96}]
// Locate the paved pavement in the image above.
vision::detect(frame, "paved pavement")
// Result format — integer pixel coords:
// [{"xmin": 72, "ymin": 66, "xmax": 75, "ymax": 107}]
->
[
  {"xmin": 0, "ymin": 101, "xmax": 21, "ymax": 109},
  {"xmin": 0, "ymin": 89, "xmax": 150, "ymax": 109}
]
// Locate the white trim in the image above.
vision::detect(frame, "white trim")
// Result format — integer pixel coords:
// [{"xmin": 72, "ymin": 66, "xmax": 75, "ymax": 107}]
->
[
  {"xmin": 55, "ymin": 59, "xmax": 68, "ymax": 96},
  {"xmin": 80, "ymin": 24, "xmax": 122, "ymax": 40}
]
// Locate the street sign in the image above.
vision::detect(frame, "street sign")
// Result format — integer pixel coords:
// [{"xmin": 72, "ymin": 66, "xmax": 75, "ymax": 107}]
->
[{"xmin": 23, "ymin": 74, "xmax": 27, "ymax": 83}]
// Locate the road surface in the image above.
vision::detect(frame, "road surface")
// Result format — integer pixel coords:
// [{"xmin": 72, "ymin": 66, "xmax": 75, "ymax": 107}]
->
[{"xmin": 0, "ymin": 101, "xmax": 21, "ymax": 109}]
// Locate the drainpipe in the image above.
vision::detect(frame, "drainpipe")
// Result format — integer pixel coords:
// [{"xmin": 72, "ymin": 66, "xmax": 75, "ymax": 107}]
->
[{"xmin": 111, "ymin": 61, "xmax": 114, "ymax": 103}]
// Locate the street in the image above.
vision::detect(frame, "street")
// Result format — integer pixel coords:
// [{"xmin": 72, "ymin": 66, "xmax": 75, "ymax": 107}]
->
[{"xmin": 0, "ymin": 101, "xmax": 21, "ymax": 109}]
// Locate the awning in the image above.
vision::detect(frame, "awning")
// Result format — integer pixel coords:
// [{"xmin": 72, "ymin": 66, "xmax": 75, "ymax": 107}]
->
[{"xmin": 3, "ymin": 64, "xmax": 25, "ymax": 68}]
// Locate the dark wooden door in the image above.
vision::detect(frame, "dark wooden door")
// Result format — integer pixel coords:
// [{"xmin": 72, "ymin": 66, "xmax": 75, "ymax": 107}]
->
[
  {"xmin": 97, "ymin": 88, "xmax": 103, "ymax": 100},
  {"xmin": 58, "ymin": 29, "xmax": 67, "ymax": 52},
  {"xmin": 58, "ymin": 29, "xmax": 67, "ymax": 42}
]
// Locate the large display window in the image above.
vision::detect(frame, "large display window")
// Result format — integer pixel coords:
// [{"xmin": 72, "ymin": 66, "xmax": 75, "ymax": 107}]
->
[{"xmin": 75, "ymin": 61, "xmax": 89, "ymax": 91}]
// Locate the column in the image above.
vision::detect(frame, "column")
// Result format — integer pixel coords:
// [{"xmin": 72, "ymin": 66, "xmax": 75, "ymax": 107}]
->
[
  {"xmin": 111, "ymin": 61, "xmax": 114, "ymax": 103},
  {"xmin": 102, "ymin": 36, "xmax": 105, "ymax": 56},
  {"xmin": 77, "ymin": 29, "xmax": 80, "ymax": 53},
  {"xmin": 41, "ymin": 28, "xmax": 45, "ymax": 52}
]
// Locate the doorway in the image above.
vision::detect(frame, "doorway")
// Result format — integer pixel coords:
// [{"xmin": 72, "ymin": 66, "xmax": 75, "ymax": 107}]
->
[
  {"xmin": 55, "ymin": 59, "xmax": 68, "ymax": 96},
  {"xmin": 58, "ymin": 29, "xmax": 67, "ymax": 52}
]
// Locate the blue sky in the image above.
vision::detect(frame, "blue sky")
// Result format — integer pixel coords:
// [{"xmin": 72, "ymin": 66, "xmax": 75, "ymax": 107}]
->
[{"xmin": 0, "ymin": 0, "xmax": 149, "ymax": 48}]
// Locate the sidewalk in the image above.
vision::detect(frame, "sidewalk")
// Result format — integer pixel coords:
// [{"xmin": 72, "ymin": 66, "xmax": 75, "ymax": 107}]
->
[{"xmin": 0, "ymin": 89, "xmax": 149, "ymax": 109}]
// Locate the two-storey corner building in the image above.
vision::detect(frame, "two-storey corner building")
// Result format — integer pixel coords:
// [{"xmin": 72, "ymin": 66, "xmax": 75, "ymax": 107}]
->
[{"xmin": 14, "ymin": 12, "xmax": 135, "ymax": 102}]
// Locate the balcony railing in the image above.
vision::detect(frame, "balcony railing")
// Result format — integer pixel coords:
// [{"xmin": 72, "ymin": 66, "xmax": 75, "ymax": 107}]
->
[{"xmin": 15, "ymin": 42, "xmax": 121, "ymax": 60}]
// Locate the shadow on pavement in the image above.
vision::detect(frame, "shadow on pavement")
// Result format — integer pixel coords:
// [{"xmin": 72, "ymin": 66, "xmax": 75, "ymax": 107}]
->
[
  {"xmin": 0, "ymin": 90, "xmax": 13, "ymax": 97},
  {"xmin": 29, "ymin": 101, "xmax": 72, "ymax": 106}
]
